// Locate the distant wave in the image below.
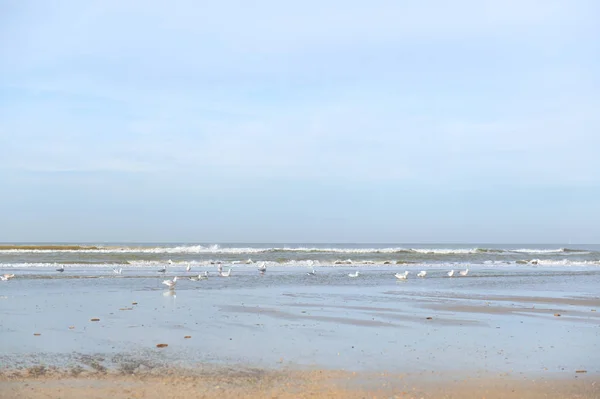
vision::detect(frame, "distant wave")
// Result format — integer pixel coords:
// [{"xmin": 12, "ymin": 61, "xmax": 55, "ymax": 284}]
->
[
  {"xmin": 509, "ymin": 248, "xmax": 591, "ymax": 255},
  {"xmin": 0, "ymin": 244, "xmax": 594, "ymax": 256}
]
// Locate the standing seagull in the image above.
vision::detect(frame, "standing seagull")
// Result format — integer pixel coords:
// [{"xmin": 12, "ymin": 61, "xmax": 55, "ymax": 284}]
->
[
  {"xmin": 220, "ymin": 268, "xmax": 232, "ymax": 277},
  {"xmin": 395, "ymin": 271, "xmax": 409, "ymax": 280},
  {"xmin": 186, "ymin": 264, "xmax": 192, "ymax": 272},
  {"xmin": 307, "ymin": 269, "xmax": 317, "ymax": 276},
  {"xmin": 459, "ymin": 268, "xmax": 469, "ymax": 276},
  {"xmin": 447, "ymin": 270, "xmax": 455, "ymax": 277},
  {"xmin": 348, "ymin": 271, "xmax": 360, "ymax": 278},
  {"xmin": 258, "ymin": 262, "xmax": 267, "ymax": 273},
  {"xmin": 417, "ymin": 271, "xmax": 427, "ymax": 278},
  {"xmin": 158, "ymin": 265, "xmax": 167, "ymax": 273},
  {"xmin": 113, "ymin": 267, "xmax": 123, "ymax": 274},
  {"xmin": 162, "ymin": 276, "xmax": 178, "ymax": 290}
]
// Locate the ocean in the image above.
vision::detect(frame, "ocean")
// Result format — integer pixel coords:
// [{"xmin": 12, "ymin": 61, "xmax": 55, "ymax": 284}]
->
[
  {"xmin": 1, "ymin": 242, "xmax": 598, "ymax": 378},
  {"xmin": 1, "ymin": 243, "xmax": 598, "ymax": 271}
]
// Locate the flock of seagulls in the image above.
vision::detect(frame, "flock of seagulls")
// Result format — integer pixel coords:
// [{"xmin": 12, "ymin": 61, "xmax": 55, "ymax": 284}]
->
[
  {"xmin": 2, "ymin": 257, "xmax": 472, "ymax": 287},
  {"xmin": 393, "ymin": 268, "xmax": 469, "ymax": 280}
]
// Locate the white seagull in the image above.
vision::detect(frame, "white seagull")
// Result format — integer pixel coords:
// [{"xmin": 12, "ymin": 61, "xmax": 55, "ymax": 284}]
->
[
  {"xmin": 220, "ymin": 268, "xmax": 232, "ymax": 277},
  {"xmin": 417, "ymin": 271, "xmax": 427, "ymax": 278},
  {"xmin": 348, "ymin": 271, "xmax": 360, "ymax": 278},
  {"xmin": 459, "ymin": 268, "xmax": 469, "ymax": 276},
  {"xmin": 395, "ymin": 271, "xmax": 409, "ymax": 280},
  {"xmin": 245, "ymin": 258, "xmax": 254, "ymax": 264},
  {"xmin": 447, "ymin": 270, "xmax": 455, "ymax": 277},
  {"xmin": 186, "ymin": 264, "xmax": 192, "ymax": 272},
  {"xmin": 307, "ymin": 269, "xmax": 317, "ymax": 276},
  {"xmin": 168, "ymin": 259, "xmax": 174, "ymax": 265},
  {"xmin": 113, "ymin": 267, "xmax": 123, "ymax": 274},
  {"xmin": 1, "ymin": 274, "xmax": 15, "ymax": 281},
  {"xmin": 162, "ymin": 276, "xmax": 178, "ymax": 290},
  {"xmin": 258, "ymin": 262, "xmax": 267, "ymax": 273}
]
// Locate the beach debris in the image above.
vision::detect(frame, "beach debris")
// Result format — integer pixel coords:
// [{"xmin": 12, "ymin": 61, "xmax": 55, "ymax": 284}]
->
[
  {"xmin": 33, "ymin": 333, "xmax": 41, "ymax": 336},
  {"xmin": 90, "ymin": 318, "xmax": 100, "ymax": 322},
  {"xmin": 69, "ymin": 326, "xmax": 75, "ymax": 329},
  {"xmin": 592, "ymin": 309, "xmax": 596, "ymax": 312},
  {"xmin": 119, "ymin": 307, "xmax": 133, "ymax": 311},
  {"xmin": 132, "ymin": 302, "xmax": 138, "ymax": 305},
  {"xmin": 554, "ymin": 313, "xmax": 561, "ymax": 317},
  {"xmin": 426, "ymin": 317, "xmax": 433, "ymax": 320},
  {"xmin": 184, "ymin": 335, "xmax": 192, "ymax": 339},
  {"xmin": 576, "ymin": 370, "xmax": 587, "ymax": 373},
  {"xmin": 156, "ymin": 343, "xmax": 168, "ymax": 348}
]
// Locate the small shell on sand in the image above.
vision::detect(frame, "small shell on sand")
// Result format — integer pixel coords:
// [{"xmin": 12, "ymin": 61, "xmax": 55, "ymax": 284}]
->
[
  {"xmin": 554, "ymin": 313, "xmax": 561, "ymax": 317},
  {"xmin": 68, "ymin": 326, "xmax": 75, "ymax": 329},
  {"xmin": 132, "ymin": 302, "xmax": 138, "ymax": 305},
  {"xmin": 156, "ymin": 344, "xmax": 168, "ymax": 348},
  {"xmin": 576, "ymin": 370, "xmax": 587, "ymax": 373},
  {"xmin": 33, "ymin": 333, "xmax": 41, "ymax": 336},
  {"xmin": 90, "ymin": 318, "xmax": 100, "ymax": 322},
  {"xmin": 184, "ymin": 336, "xmax": 192, "ymax": 339}
]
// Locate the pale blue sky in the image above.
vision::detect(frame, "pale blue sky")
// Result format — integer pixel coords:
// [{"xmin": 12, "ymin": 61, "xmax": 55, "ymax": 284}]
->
[{"xmin": 1, "ymin": 1, "xmax": 599, "ymax": 243}]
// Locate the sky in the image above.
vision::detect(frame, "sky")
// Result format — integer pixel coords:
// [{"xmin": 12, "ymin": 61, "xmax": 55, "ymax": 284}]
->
[{"xmin": 1, "ymin": 0, "xmax": 599, "ymax": 244}]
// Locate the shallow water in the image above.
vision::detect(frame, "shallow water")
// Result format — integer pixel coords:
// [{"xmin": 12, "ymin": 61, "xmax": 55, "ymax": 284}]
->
[{"xmin": 1, "ymin": 264, "xmax": 599, "ymax": 375}]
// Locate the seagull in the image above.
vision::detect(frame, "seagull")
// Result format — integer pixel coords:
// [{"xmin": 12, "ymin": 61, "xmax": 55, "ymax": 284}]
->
[
  {"xmin": 307, "ymin": 269, "xmax": 317, "ymax": 276},
  {"xmin": 245, "ymin": 258, "xmax": 254, "ymax": 264},
  {"xmin": 220, "ymin": 268, "xmax": 232, "ymax": 277},
  {"xmin": 113, "ymin": 267, "xmax": 123, "ymax": 274},
  {"xmin": 168, "ymin": 259, "xmax": 174, "ymax": 265},
  {"xmin": 217, "ymin": 264, "xmax": 223, "ymax": 274},
  {"xmin": 417, "ymin": 271, "xmax": 427, "ymax": 278},
  {"xmin": 1, "ymin": 274, "xmax": 15, "ymax": 281},
  {"xmin": 348, "ymin": 271, "xmax": 360, "ymax": 278},
  {"xmin": 157, "ymin": 266, "xmax": 167, "ymax": 273},
  {"xmin": 447, "ymin": 270, "xmax": 455, "ymax": 277},
  {"xmin": 162, "ymin": 276, "xmax": 178, "ymax": 290},
  {"xmin": 395, "ymin": 271, "xmax": 409, "ymax": 280},
  {"xmin": 202, "ymin": 271, "xmax": 209, "ymax": 277},
  {"xmin": 189, "ymin": 276, "xmax": 199, "ymax": 281},
  {"xmin": 186, "ymin": 264, "xmax": 192, "ymax": 272},
  {"xmin": 258, "ymin": 262, "xmax": 267, "ymax": 273},
  {"xmin": 56, "ymin": 266, "xmax": 65, "ymax": 273},
  {"xmin": 459, "ymin": 268, "xmax": 469, "ymax": 276}
]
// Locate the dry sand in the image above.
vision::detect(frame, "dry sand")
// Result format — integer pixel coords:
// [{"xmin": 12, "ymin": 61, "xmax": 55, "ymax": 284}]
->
[{"xmin": 1, "ymin": 367, "xmax": 598, "ymax": 399}]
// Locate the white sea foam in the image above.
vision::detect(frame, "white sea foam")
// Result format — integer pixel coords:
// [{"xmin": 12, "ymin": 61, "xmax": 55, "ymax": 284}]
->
[{"xmin": 0, "ymin": 245, "xmax": 487, "ymax": 255}]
